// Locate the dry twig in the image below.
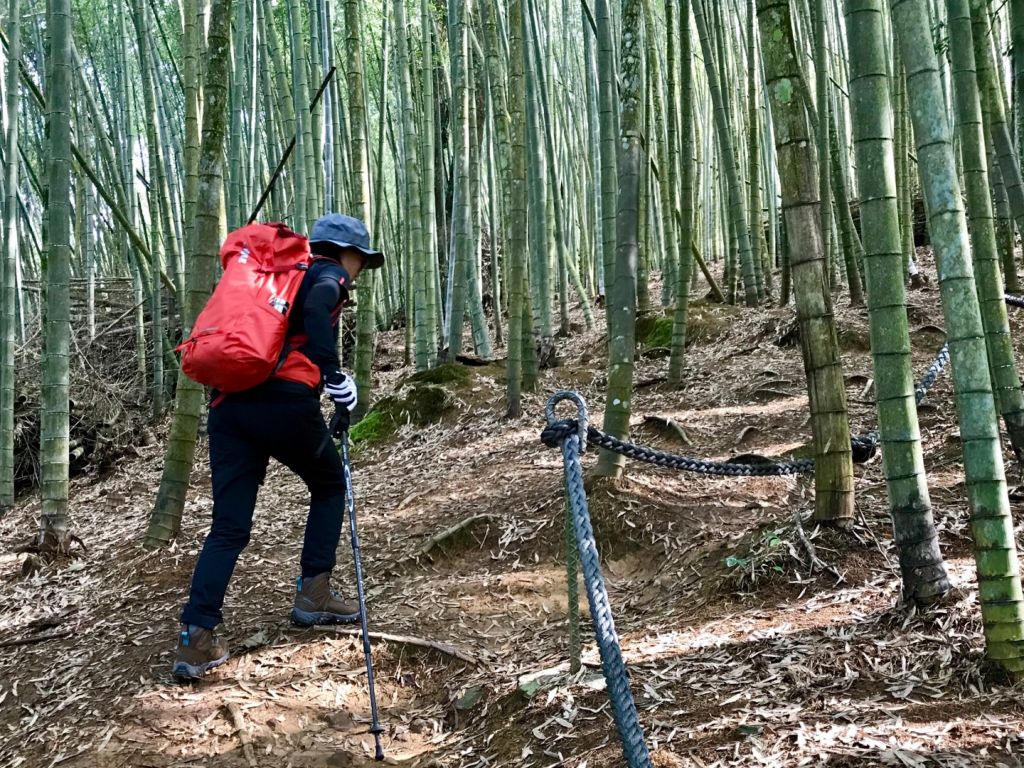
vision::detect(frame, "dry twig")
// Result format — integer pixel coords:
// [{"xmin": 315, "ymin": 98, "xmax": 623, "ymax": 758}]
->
[
  {"xmin": 0, "ymin": 630, "xmax": 73, "ymax": 649},
  {"xmin": 414, "ymin": 514, "xmax": 494, "ymax": 561},
  {"xmin": 222, "ymin": 702, "xmax": 258, "ymax": 768},
  {"xmin": 314, "ymin": 626, "xmax": 478, "ymax": 664},
  {"xmin": 792, "ymin": 509, "xmax": 845, "ymax": 584}
]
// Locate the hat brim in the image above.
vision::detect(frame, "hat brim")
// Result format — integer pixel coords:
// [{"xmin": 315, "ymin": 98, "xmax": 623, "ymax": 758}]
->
[{"xmin": 311, "ymin": 239, "xmax": 385, "ymax": 269}]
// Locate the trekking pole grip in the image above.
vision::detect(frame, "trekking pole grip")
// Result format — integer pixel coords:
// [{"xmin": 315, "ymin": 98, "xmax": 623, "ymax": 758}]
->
[
  {"xmin": 334, "ymin": 406, "xmax": 351, "ymax": 435},
  {"xmin": 315, "ymin": 406, "xmax": 350, "ymax": 459}
]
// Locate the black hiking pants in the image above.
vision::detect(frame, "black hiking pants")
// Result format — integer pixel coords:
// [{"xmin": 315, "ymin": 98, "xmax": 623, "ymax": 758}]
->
[{"xmin": 180, "ymin": 388, "xmax": 346, "ymax": 629}]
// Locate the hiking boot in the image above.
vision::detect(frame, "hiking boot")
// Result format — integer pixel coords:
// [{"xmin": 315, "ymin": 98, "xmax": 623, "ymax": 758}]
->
[
  {"xmin": 171, "ymin": 625, "xmax": 230, "ymax": 681},
  {"xmin": 291, "ymin": 573, "xmax": 360, "ymax": 626}
]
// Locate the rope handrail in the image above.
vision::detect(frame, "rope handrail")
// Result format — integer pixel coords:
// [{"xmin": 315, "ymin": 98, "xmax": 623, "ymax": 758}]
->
[
  {"xmin": 545, "ymin": 393, "xmax": 652, "ymax": 768},
  {"xmin": 537, "ymin": 307, "xmax": 1015, "ymax": 763},
  {"xmin": 542, "ymin": 343, "xmax": 950, "ymax": 478}
]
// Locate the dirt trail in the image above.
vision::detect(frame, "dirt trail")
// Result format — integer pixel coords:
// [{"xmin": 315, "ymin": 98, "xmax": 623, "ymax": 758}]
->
[{"xmin": 3, "ymin": 267, "xmax": 1024, "ymax": 767}]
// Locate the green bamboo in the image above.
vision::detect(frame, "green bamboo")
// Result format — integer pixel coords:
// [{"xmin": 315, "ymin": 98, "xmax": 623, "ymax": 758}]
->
[
  {"xmin": 484, "ymin": 76, "xmax": 505, "ymax": 344},
  {"xmin": 948, "ymin": 0, "xmax": 1024, "ymax": 461},
  {"xmin": 131, "ymin": 0, "xmax": 170, "ymax": 416},
  {"xmin": 256, "ymin": 1, "xmax": 283, "ymax": 218},
  {"xmin": 182, "ymin": 0, "xmax": 200, "ymax": 247},
  {"xmin": 971, "ymin": 2, "xmax": 1024, "ymax": 250},
  {"xmin": 420, "ymin": 0, "xmax": 439, "ymax": 364},
  {"xmin": 828, "ymin": 92, "xmax": 865, "ymax": 306},
  {"xmin": 227, "ymin": 0, "xmax": 246, "ymax": 228},
  {"xmin": 747, "ymin": 0, "xmax": 766, "ymax": 303},
  {"xmin": 692, "ymin": 0, "xmax": 759, "ymax": 307},
  {"xmin": 893, "ymin": 51, "xmax": 915, "ymax": 276},
  {"xmin": 0, "ymin": 0, "xmax": 20, "ymax": 511},
  {"xmin": 526, "ymin": 1, "xmax": 593, "ymax": 331},
  {"xmin": 595, "ymin": 0, "xmax": 642, "ymax": 479},
  {"xmin": 482, "ymin": 0, "xmax": 511, "ymax": 239},
  {"xmin": 654, "ymin": 2, "xmax": 677, "ymax": 307},
  {"xmin": 523, "ymin": 0, "xmax": 552, "ymax": 347},
  {"xmin": 991, "ymin": 146, "xmax": 1018, "ymax": 293},
  {"xmin": 346, "ymin": 0, "xmax": 375, "ymax": 420},
  {"xmin": 1013, "ymin": 0, "xmax": 1024, "ymax": 167},
  {"xmin": 845, "ymin": 0, "xmax": 950, "ymax": 605},
  {"xmin": 892, "ymin": 0, "xmax": 1024, "ymax": 675},
  {"xmin": 392, "ymin": 0, "xmax": 429, "ymax": 370},
  {"xmin": 758, "ymin": 0, "xmax": 854, "ymax": 525},
  {"xmin": 595, "ymin": 0, "xmax": 617, "ymax": 312},
  {"xmin": 39, "ymin": 0, "xmax": 73, "ymax": 554},
  {"xmin": 146, "ymin": 0, "xmax": 233, "ymax": 548},
  {"xmin": 262, "ymin": 0, "xmax": 296, "ymax": 214},
  {"xmin": 582, "ymin": 3, "xmax": 604, "ymax": 300},
  {"xmin": 318, "ymin": 0, "xmax": 335, "ymax": 213},
  {"xmin": 445, "ymin": 0, "xmax": 472, "ymax": 358},
  {"xmin": 813, "ymin": 0, "xmax": 833, "ymax": 297},
  {"xmin": 506, "ymin": 0, "xmax": 528, "ymax": 416},
  {"xmin": 669, "ymin": 0, "xmax": 695, "ymax": 386},
  {"xmin": 465, "ymin": 56, "xmax": 492, "ymax": 358},
  {"xmin": 287, "ymin": 0, "xmax": 311, "ymax": 231}
]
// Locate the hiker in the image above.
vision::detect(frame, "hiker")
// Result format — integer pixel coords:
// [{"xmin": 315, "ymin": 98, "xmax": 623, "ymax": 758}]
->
[{"xmin": 172, "ymin": 213, "xmax": 385, "ymax": 681}]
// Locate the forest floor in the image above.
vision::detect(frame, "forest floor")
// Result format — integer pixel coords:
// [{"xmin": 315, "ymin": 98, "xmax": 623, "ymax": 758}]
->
[{"xmin": 3, "ymin": 256, "xmax": 1024, "ymax": 767}]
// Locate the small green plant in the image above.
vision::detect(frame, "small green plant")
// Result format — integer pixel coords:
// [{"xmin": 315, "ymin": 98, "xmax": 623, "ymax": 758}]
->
[{"xmin": 725, "ymin": 527, "xmax": 788, "ymax": 590}]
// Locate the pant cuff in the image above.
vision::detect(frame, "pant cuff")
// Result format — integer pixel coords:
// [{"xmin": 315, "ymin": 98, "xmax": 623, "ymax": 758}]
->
[
  {"xmin": 180, "ymin": 605, "xmax": 218, "ymax": 630},
  {"xmin": 300, "ymin": 567, "xmax": 332, "ymax": 580}
]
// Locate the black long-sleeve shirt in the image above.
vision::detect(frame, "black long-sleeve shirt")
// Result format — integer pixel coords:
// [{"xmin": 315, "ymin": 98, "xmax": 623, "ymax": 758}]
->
[{"xmin": 287, "ymin": 259, "xmax": 351, "ymax": 379}]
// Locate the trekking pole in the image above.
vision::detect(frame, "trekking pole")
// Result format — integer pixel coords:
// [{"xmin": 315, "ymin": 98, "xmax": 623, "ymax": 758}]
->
[
  {"xmin": 247, "ymin": 66, "xmax": 337, "ymax": 225},
  {"xmin": 334, "ymin": 407, "xmax": 385, "ymax": 761}
]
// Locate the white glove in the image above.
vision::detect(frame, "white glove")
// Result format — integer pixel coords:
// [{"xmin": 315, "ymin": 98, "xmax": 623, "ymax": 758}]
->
[{"xmin": 323, "ymin": 372, "xmax": 357, "ymax": 412}]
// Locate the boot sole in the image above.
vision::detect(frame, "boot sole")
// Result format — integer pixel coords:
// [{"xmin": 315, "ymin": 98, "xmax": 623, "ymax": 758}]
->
[
  {"xmin": 171, "ymin": 652, "xmax": 230, "ymax": 682},
  {"xmin": 291, "ymin": 607, "xmax": 360, "ymax": 626}
]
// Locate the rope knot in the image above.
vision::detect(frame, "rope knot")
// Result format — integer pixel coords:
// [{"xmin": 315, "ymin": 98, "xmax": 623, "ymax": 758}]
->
[
  {"xmin": 851, "ymin": 433, "xmax": 879, "ymax": 464},
  {"xmin": 544, "ymin": 391, "xmax": 590, "ymax": 453},
  {"xmin": 541, "ymin": 419, "xmax": 579, "ymax": 448}
]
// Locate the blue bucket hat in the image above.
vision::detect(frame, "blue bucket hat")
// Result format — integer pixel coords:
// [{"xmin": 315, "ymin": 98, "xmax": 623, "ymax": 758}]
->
[{"xmin": 309, "ymin": 213, "xmax": 385, "ymax": 269}]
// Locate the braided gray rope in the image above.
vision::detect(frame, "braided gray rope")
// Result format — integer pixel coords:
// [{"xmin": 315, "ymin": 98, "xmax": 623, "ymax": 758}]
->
[
  {"xmin": 542, "ymin": 344, "xmax": 951, "ymax": 477},
  {"xmin": 850, "ymin": 342, "xmax": 952, "ymax": 458},
  {"xmin": 1005, "ymin": 293, "xmax": 1024, "ymax": 308},
  {"xmin": 547, "ymin": 393, "xmax": 652, "ymax": 768},
  {"xmin": 915, "ymin": 343, "xmax": 949, "ymax": 404}
]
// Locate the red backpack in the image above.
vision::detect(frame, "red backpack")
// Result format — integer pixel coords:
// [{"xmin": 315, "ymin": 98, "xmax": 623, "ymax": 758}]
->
[{"xmin": 177, "ymin": 222, "xmax": 313, "ymax": 393}]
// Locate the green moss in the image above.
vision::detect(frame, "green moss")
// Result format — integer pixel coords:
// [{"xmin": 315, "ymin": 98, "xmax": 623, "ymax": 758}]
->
[
  {"xmin": 635, "ymin": 314, "xmax": 658, "ymax": 343},
  {"xmin": 349, "ymin": 384, "xmax": 454, "ymax": 446},
  {"xmin": 406, "ymin": 363, "xmax": 472, "ymax": 386},
  {"xmin": 402, "ymin": 384, "xmax": 453, "ymax": 425},
  {"xmin": 647, "ymin": 317, "xmax": 674, "ymax": 349},
  {"xmin": 636, "ymin": 314, "xmax": 674, "ymax": 349},
  {"xmin": 350, "ymin": 410, "xmax": 394, "ymax": 444}
]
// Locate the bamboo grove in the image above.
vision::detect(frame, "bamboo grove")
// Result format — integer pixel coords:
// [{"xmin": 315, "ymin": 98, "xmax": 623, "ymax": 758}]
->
[{"xmin": 5, "ymin": 0, "xmax": 1024, "ymax": 674}]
